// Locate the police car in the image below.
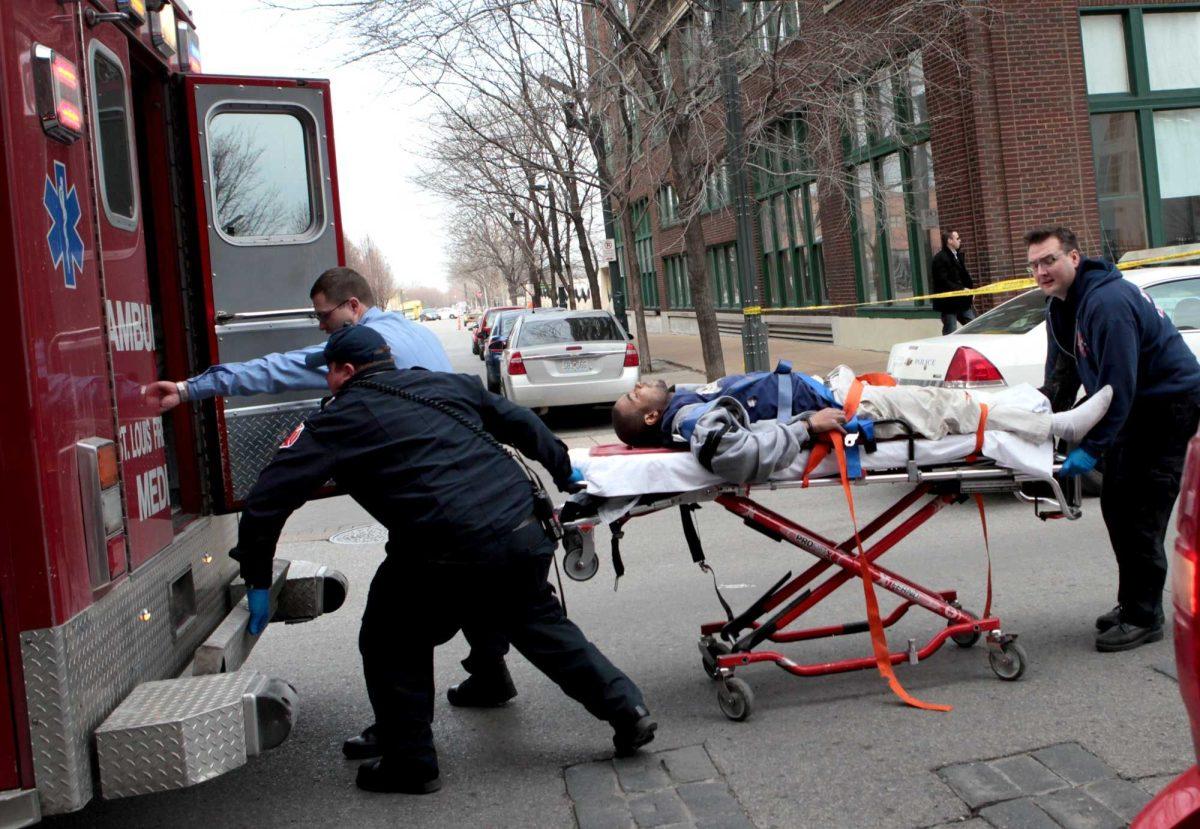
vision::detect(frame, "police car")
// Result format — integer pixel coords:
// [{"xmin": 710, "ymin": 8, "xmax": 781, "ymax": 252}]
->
[{"xmin": 886, "ymin": 260, "xmax": 1200, "ymax": 390}]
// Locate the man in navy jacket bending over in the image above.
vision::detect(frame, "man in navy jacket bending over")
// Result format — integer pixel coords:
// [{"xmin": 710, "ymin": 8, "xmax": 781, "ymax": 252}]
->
[{"xmin": 1030, "ymin": 226, "xmax": 1200, "ymax": 652}]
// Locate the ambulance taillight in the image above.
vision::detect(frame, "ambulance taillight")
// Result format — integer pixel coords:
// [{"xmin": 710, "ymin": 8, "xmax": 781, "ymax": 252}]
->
[
  {"xmin": 77, "ymin": 438, "xmax": 127, "ymax": 587},
  {"xmin": 32, "ymin": 44, "xmax": 84, "ymax": 145}
]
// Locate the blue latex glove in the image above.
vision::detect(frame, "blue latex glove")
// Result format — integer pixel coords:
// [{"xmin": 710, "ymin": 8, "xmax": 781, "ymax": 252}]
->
[
  {"xmin": 569, "ymin": 466, "xmax": 586, "ymax": 483},
  {"xmin": 1059, "ymin": 447, "xmax": 1098, "ymax": 477},
  {"xmin": 247, "ymin": 588, "xmax": 271, "ymax": 635}
]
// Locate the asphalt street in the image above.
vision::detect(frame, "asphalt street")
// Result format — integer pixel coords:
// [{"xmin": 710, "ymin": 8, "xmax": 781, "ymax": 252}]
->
[{"xmin": 48, "ymin": 319, "xmax": 1195, "ymax": 828}]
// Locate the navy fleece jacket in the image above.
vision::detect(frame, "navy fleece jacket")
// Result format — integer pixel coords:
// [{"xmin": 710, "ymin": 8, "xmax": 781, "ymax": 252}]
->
[{"xmin": 1043, "ymin": 257, "xmax": 1200, "ymax": 455}]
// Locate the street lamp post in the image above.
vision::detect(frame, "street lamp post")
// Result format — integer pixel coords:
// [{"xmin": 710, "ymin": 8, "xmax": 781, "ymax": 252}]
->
[{"xmin": 711, "ymin": 0, "xmax": 770, "ymax": 372}]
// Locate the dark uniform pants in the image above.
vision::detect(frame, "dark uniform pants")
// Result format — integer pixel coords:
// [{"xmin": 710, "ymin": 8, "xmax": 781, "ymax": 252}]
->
[
  {"xmin": 1100, "ymin": 394, "xmax": 1200, "ymax": 628},
  {"xmin": 358, "ymin": 522, "xmax": 645, "ymax": 773}
]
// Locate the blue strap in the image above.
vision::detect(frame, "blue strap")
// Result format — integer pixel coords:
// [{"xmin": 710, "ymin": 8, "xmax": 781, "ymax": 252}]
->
[
  {"xmin": 775, "ymin": 360, "xmax": 793, "ymax": 420},
  {"xmin": 677, "ymin": 399, "xmax": 722, "ymax": 442},
  {"xmin": 844, "ymin": 443, "xmax": 863, "ymax": 479}
]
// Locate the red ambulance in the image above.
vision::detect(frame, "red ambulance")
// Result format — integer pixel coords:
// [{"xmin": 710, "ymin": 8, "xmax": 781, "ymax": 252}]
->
[{"xmin": 0, "ymin": 1, "xmax": 348, "ymax": 823}]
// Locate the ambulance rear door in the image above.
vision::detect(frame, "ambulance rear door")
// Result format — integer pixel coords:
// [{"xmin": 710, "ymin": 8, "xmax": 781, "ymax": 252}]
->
[{"xmin": 184, "ymin": 75, "xmax": 343, "ymax": 511}]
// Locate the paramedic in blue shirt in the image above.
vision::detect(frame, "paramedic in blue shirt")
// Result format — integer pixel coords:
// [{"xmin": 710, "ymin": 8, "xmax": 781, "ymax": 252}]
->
[
  {"xmin": 142, "ymin": 266, "xmax": 515, "ymax": 741},
  {"xmin": 1029, "ymin": 226, "xmax": 1200, "ymax": 653},
  {"xmin": 142, "ymin": 266, "xmax": 452, "ymax": 404}
]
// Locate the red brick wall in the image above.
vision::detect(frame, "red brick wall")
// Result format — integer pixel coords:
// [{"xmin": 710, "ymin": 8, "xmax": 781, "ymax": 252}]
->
[{"xmin": 597, "ymin": 0, "xmax": 1132, "ymax": 317}]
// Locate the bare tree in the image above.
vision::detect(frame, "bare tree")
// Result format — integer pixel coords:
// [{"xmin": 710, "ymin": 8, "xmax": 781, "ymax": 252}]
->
[
  {"xmin": 344, "ymin": 234, "xmax": 397, "ymax": 307},
  {"xmin": 290, "ymin": 0, "xmax": 983, "ymax": 378}
]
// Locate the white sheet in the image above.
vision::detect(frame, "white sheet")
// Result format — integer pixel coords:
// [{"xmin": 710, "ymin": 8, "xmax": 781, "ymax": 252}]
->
[{"xmin": 573, "ymin": 384, "xmax": 1053, "ymax": 499}]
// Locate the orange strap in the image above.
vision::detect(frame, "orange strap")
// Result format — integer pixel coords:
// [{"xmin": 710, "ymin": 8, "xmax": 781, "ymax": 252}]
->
[
  {"xmin": 966, "ymin": 403, "xmax": 989, "ymax": 463},
  {"xmin": 974, "ymin": 494, "xmax": 993, "ymax": 619},
  {"xmin": 803, "ymin": 377, "xmax": 866, "ymax": 487},
  {"xmin": 830, "ymin": 437, "xmax": 951, "ymax": 712}
]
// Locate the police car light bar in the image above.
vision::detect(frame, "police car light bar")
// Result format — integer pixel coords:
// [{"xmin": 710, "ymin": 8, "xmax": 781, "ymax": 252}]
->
[{"xmin": 32, "ymin": 44, "xmax": 84, "ymax": 145}]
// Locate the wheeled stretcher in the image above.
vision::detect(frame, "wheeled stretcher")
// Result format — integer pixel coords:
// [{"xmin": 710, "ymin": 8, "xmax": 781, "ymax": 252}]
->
[{"xmin": 556, "ymin": 423, "xmax": 1083, "ymax": 722}]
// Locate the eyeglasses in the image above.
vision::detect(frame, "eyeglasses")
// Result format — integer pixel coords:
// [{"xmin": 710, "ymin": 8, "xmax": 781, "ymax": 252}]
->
[
  {"xmin": 1025, "ymin": 252, "xmax": 1067, "ymax": 275},
  {"xmin": 314, "ymin": 299, "xmax": 350, "ymax": 324}
]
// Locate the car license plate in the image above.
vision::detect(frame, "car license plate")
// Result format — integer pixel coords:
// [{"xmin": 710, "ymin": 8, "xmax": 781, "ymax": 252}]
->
[{"xmin": 560, "ymin": 358, "xmax": 592, "ymax": 373}]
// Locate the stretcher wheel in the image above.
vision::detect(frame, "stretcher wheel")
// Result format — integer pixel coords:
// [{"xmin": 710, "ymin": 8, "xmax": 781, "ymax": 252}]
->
[
  {"xmin": 716, "ymin": 677, "xmax": 754, "ymax": 722},
  {"xmin": 699, "ymin": 637, "xmax": 731, "ymax": 680},
  {"xmin": 949, "ymin": 610, "xmax": 981, "ymax": 648},
  {"xmin": 988, "ymin": 640, "xmax": 1028, "ymax": 681},
  {"xmin": 562, "ymin": 547, "xmax": 599, "ymax": 581}
]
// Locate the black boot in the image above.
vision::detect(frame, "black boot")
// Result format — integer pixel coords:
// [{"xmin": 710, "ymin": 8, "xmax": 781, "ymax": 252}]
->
[
  {"xmin": 1095, "ymin": 621, "xmax": 1165, "ymax": 652},
  {"xmin": 1094, "ymin": 605, "xmax": 1122, "ymax": 633},
  {"xmin": 612, "ymin": 710, "xmax": 657, "ymax": 758},
  {"xmin": 342, "ymin": 725, "xmax": 384, "ymax": 760},
  {"xmin": 355, "ymin": 757, "xmax": 441, "ymax": 794},
  {"xmin": 446, "ymin": 663, "xmax": 517, "ymax": 708},
  {"xmin": 1095, "ymin": 605, "xmax": 1165, "ymax": 634}
]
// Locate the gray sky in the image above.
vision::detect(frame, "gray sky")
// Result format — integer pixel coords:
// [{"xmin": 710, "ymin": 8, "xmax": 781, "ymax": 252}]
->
[{"xmin": 197, "ymin": 0, "xmax": 455, "ymax": 294}]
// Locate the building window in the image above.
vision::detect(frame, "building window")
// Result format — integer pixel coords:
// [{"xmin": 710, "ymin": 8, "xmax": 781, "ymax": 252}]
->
[
  {"xmin": 707, "ymin": 243, "xmax": 741, "ymax": 309},
  {"xmin": 657, "ymin": 184, "xmax": 680, "ymax": 227},
  {"xmin": 704, "ymin": 164, "xmax": 731, "ymax": 212},
  {"xmin": 664, "ymin": 254, "xmax": 691, "ymax": 308},
  {"xmin": 632, "ymin": 198, "xmax": 659, "ymax": 308},
  {"xmin": 1082, "ymin": 8, "xmax": 1200, "ymax": 259},
  {"xmin": 755, "ymin": 115, "xmax": 826, "ymax": 307},
  {"xmin": 844, "ymin": 55, "xmax": 936, "ymax": 306}
]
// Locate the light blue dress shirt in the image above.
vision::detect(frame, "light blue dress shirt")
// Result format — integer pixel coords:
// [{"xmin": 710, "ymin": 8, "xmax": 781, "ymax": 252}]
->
[{"xmin": 187, "ymin": 306, "xmax": 453, "ymax": 400}]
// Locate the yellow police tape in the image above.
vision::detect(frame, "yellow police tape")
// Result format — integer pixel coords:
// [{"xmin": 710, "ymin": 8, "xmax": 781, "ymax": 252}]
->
[{"xmin": 755, "ymin": 246, "xmax": 1200, "ymax": 314}]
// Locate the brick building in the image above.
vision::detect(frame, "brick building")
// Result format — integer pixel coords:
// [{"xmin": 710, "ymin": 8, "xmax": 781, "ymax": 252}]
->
[{"xmin": 589, "ymin": 0, "xmax": 1200, "ymax": 350}]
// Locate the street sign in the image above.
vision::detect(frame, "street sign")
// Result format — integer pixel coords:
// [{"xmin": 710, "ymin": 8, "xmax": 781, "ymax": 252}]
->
[{"xmin": 602, "ymin": 238, "xmax": 616, "ymax": 262}]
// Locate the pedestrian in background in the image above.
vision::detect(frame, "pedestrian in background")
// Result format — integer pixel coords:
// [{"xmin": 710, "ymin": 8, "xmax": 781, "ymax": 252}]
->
[{"xmin": 931, "ymin": 230, "xmax": 976, "ymax": 335}]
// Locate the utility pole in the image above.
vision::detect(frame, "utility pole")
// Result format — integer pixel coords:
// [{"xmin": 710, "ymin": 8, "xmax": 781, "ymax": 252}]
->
[{"xmin": 712, "ymin": 0, "xmax": 769, "ymax": 372}]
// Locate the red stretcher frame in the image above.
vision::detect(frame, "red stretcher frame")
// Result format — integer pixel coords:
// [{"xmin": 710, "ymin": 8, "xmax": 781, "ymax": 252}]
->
[{"xmin": 558, "ymin": 463, "xmax": 1082, "ymax": 722}]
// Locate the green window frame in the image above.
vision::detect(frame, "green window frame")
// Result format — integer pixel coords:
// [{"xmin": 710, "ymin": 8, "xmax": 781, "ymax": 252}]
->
[
  {"xmin": 657, "ymin": 184, "xmax": 680, "ymax": 227},
  {"xmin": 664, "ymin": 253, "xmax": 691, "ymax": 308},
  {"xmin": 843, "ymin": 54, "xmax": 938, "ymax": 310},
  {"xmin": 1082, "ymin": 6, "xmax": 1200, "ymax": 261},
  {"xmin": 706, "ymin": 243, "xmax": 742, "ymax": 309},
  {"xmin": 754, "ymin": 115, "xmax": 827, "ymax": 308},
  {"xmin": 703, "ymin": 163, "xmax": 731, "ymax": 213},
  {"xmin": 631, "ymin": 198, "xmax": 659, "ymax": 309}
]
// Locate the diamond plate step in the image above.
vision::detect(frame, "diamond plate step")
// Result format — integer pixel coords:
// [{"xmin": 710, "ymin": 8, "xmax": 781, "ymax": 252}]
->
[{"xmin": 95, "ymin": 670, "xmax": 286, "ymax": 800}]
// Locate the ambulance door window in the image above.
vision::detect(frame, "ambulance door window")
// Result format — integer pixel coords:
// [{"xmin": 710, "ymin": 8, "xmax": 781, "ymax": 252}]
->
[
  {"xmin": 88, "ymin": 43, "xmax": 138, "ymax": 229},
  {"xmin": 207, "ymin": 109, "xmax": 317, "ymax": 242}
]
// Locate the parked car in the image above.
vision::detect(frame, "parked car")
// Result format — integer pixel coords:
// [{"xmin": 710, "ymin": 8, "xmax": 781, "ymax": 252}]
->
[
  {"xmin": 886, "ymin": 264, "xmax": 1200, "ymax": 390},
  {"xmin": 500, "ymin": 309, "xmax": 638, "ymax": 410},
  {"xmin": 441, "ymin": 307, "xmax": 458, "ymax": 319},
  {"xmin": 484, "ymin": 310, "xmax": 527, "ymax": 393},
  {"xmin": 463, "ymin": 309, "xmax": 482, "ymax": 327},
  {"xmin": 472, "ymin": 305, "xmax": 521, "ymax": 357},
  {"xmin": 1131, "ymin": 426, "xmax": 1200, "ymax": 828},
  {"xmin": 419, "ymin": 308, "xmax": 441, "ymax": 321}
]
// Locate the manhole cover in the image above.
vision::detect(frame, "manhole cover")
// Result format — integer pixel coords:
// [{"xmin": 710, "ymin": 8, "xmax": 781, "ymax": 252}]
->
[{"xmin": 329, "ymin": 524, "xmax": 388, "ymax": 545}]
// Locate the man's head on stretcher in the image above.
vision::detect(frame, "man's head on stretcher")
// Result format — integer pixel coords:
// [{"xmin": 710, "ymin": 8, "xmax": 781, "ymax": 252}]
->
[
  {"xmin": 611, "ymin": 379, "xmax": 847, "ymax": 447},
  {"xmin": 610, "ymin": 371, "xmax": 1114, "ymax": 451}
]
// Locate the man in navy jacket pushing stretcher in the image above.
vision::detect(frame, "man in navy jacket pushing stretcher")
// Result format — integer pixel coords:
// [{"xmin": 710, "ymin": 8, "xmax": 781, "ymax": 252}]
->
[{"xmin": 610, "ymin": 361, "xmax": 1112, "ymax": 484}]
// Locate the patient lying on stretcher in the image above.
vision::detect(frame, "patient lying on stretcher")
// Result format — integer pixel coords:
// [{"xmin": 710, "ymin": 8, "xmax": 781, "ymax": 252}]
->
[{"xmin": 610, "ymin": 362, "xmax": 1113, "ymax": 484}]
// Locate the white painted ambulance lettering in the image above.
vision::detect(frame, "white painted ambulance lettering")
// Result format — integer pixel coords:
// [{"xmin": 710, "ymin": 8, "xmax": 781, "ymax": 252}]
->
[
  {"xmin": 105, "ymin": 301, "xmax": 156, "ymax": 352},
  {"xmin": 118, "ymin": 424, "xmax": 128, "ymax": 461},
  {"xmin": 135, "ymin": 465, "xmax": 169, "ymax": 518}
]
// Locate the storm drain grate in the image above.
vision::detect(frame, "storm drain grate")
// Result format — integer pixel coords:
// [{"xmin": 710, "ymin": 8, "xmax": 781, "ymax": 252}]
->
[
  {"xmin": 329, "ymin": 524, "xmax": 388, "ymax": 545},
  {"xmin": 564, "ymin": 743, "xmax": 755, "ymax": 829}
]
